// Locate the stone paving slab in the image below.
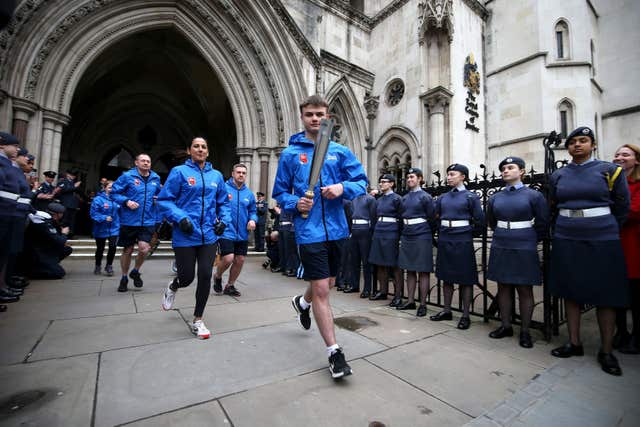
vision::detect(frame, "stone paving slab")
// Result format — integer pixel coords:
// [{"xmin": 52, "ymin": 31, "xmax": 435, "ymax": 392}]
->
[
  {"xmin": 95, "ymin": 321, "xmax": 386, "ymax": 426},
  {"xmin": 133, "ymin": 287, "xmax": 237, "ymax": 313},
  {"xmin": 18, "ymin": 279, "xmax": 102, "ymax": 300},
  {"xmin": 178, "ymin": 296, "xmax": 302, "ymax": 334},
  {"xmin": 123, "ymin": 401, "xmax": 230, "ymax": 427},
  {"xmin": 220, "ymin": 359, "xmax": 472, "ymax": 427},
  {"xmin": 366, "ymin": 333, "xmax": 543, "ymax": 417},
  {"xmin": 335, "ymin": 306, "xmax": 451, "ymax": 347},
  {"xmin": 0, "ymin": 319, "xmax": 50, "ymax": 365},
  {"xmin": 29, "ymin": 310, "xmax": 188, "ymax": 361},
  {"xmin": 0, "ymin": 354, "xmax": 97, "ymax": 427}
]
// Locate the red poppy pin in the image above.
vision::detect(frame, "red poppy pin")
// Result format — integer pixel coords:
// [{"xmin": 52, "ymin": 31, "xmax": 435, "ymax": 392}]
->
[
  {"xmin": 188, "ymin": 177, "xmax": 196, "ymax": 186},
  {"xmin": 103, "ymin": 203, "xmax": 109, "ymax": 209},
  {"xmin": 134, "ymin": 179, "xmax": 140, "ymax": 186},
  {"xmin": 300, "ymin": 153, "xmax": 308, "ymax": 164},
  {"xmin": 228, "ymin": 193, "xmax": 233, "ymax": 200}
]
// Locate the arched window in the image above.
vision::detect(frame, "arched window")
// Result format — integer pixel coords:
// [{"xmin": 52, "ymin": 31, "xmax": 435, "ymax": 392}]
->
[
  {"xmin": 555, "ymin": 20, "xmax": 570, "ymax": 59},
  {"xmin": 558, "ymin": 99, "xmax": 575, "ymax": 139}
]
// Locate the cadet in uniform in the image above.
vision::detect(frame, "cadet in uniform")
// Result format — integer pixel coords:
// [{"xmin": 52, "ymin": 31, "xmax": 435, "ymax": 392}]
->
[
  {"xmin": 486, "ymin": 157, "xmax": 549, "ymax": 348},
  {"xmin": 430, "ymin": 163, "xmax": 484, "ymax": 330},
  {"xmin": 548, "ymin": 127, "xmax": 630, "ymax": 376},
  {"xmin": 368, "ymin": 174, "xmax": 404, "ymax": 305},
  {"xmin": 347, "ymin": 191, "xmax": 377, "ymax": 297},
  {"xmin": 254, "ymin": 192, "xmax": 267, "ymax": 252},
  {"xmin": 90, "ymin": 180, "xmax": 120, "ymax": 276},
  {"xmin": 396, "ymin": 168, "xmax": 435, "ymax": 317},
  {"xmin": 56, "ymin": 169, "xmax": 82, "ymax": 236},
  {"xmin": 34, "ymin": 171, "xmax": 58, "ymax": 211}
]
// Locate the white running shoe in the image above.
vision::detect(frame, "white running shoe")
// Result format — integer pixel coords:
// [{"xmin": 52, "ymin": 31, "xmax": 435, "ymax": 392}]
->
[
  {"xmin": 162, "ymin": 281, "xmax": 177, "ymax": 310},
  {"xmin": 191, "ymin": 320, "xmax": 211, "ymax": 339}
]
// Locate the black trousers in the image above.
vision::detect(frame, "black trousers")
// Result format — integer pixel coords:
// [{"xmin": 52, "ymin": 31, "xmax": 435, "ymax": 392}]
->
[
  {"xmin": 62, "ymin": 208, "xmax": 78, "ymax": 235},
  {"xmin": 279, "ymin": 229, "xmax": 299, "ymax": 271},
  {"xmin": 350, "ymin": 230, "xmax": 373, "ymax": 292},
  {"xmin": 254, "ymin": 222, "xmax": 266, "ymax": 251},
  {"xmin": 95, "ymin": 236, "xmax": 117, "ymax": 266},
  {"xmin": 173, "ymin": 244, "xmax": 217, "ymax": 317}
]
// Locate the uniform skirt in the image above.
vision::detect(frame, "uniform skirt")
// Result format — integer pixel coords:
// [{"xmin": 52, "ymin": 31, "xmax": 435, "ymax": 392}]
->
[
  {"xmin": 549, "ymin": 238, "xmax": 629, "ymax": 307},
  {"xmin": 487, "ymin": 247, "xmax": 541, "ymax": 285},
  {"xmin": 435, "ymin": 240, "xmax": 478, "ymax": 285},
  {"xmin": 398, "ymin": 237, "xmax": 433, "ymax": 272},
  {"xmin": 369, "ymin": 237, "xmax": 399, "ymax": 267}
]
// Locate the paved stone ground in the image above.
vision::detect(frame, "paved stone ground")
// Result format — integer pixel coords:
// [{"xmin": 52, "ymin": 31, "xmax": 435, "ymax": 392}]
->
[{"xmin": 0, "ymin": 258, "xmax": 638, "ymax": 427}]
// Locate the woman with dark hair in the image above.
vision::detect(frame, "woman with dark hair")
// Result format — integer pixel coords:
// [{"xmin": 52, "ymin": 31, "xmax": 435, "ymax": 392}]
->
[
  {"xmin": 613, "ymin": 143, "xmax": 640, "ymax": 354},
  {"xmin": 396, "ymin": 168, "xmax": 435, "ymax": 317},
  {"xmin": 90, "ymin": 180, "xmax": 120, "ymax": 276},
  {"xmin": 430, "ymin": 163, "xmax": 484, "ymax": 329},
  {"xmin": 368, "ymin": 174, "xmax": 404, "ymax": 304},
  {"xmin": 158, "ymin": 137, "xmax": 231, "ymax": 339},
  {"xmin": 486, "ymin": 157, "xmax": 549, "ymax": 348},
  {"xmin": 549, "ymin": 127, "xmax": 630, "ymax": 375}
]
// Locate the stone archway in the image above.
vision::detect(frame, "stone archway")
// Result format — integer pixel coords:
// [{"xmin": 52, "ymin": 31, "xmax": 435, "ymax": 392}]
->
[
  {"xmin": 0, "ymin": 0, "xmax": 309, "ymax": 193},
  {"xmin": 375, "ymin": 126, "xmax": 421, "ymax": 191}
]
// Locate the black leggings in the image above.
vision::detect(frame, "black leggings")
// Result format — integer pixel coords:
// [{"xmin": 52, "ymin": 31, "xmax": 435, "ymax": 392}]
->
[
  {"xmin": 95, "ymin": 236, "xmax": 118, "ymax": 266},
  {"xmin": 173, "ymin": 244, "xmax": 217, "ymax": 317}
]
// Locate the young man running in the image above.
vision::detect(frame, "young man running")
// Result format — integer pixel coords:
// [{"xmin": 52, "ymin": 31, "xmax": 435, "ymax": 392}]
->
[{"xmin": 272, "ymin": 95, "xmax": 367, "ymax": 378}]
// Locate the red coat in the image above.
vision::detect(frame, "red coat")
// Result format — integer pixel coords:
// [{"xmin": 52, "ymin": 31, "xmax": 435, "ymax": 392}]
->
[{"xmin": 621, "ymin": 177, "xmax": 640, "ymax": 279}]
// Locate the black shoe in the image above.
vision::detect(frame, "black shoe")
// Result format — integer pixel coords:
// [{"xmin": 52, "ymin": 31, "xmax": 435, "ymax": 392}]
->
[
  {"xmin": 388, "ymin": 297, "xmax": 402, "ymax": 307},
  {"xmin": 619, "ymin": 336, "xmax": 640, "ymax": 354},
  {"xmin": 285, "ymin": 270, "xmax": 297, "ymax": 277},
  {"xmin": 613, "ymin": 330, "xmax": 632, "ymax": 349},
  {"xmin": 397, "ymin": 301, "xmax": 416, "ymax": 310},
  {"xmin": 457, "ymin": 316, "xmax": 471, "ymax": 330},
  {"xmin": 271, "ymin": 266, "xmax": 282, "ymax": 273},
  {"xmin": 597, "ymin": 351, "xmax": 622, "ymax": 376},
  {"xmin": 519, "ymin": 331, "xmax": 533, "ymax": 348},
  {"xmin": 370, "ymin": 291, "xmax": 387, "ymax": 301},
  {"xmin": 292, "ymin": 295, "xmax": 311, "ymax": 330},
  {"xmin": 328, "ymin": 348, "xmax": 352, "ymax": 379},
  {"xmin": 0, "ymin": 304, "xmax": 6, "ymax": 312},
  {"xmin": 213, "ymin": 276, "xmax": 223, "ymax": 294},
  {"xmin": 118, "ymin": 277, "xmax": 128, "ymax": 292},
  {"xmin": 129, "ymin": 270, "xmax": 143, "ymax": 288},
  {"xmin": 551, "ymin": 342, "xmax": 584, "ymax": 358},
  {"xmin": 429, "ymin": 310, "xmax": 453, "ymax": 321},
  {"xmin": 336, "ymin": 283, "xmax": 346, "ymax": 291},
  {"xmin": 343, "ymin": 285, "xmax": 359, "ymax": 294},
  {"xmin": 10, "ymin": 276, "xmax": 29, "ymax": 288},
  {"xmin": 489, "ymin": 326, "xmax": 514, "ymax": 339},
  {"xmin": 0, "ymin": 293, "xmax": 19, "ymax": 303},
  {"xmin": 223, "ymin": 285, "xmax": 241, "ymax": 297},
  {"xmin": 3, "ymin": 287, "xmax": 23, "ymax": 297},
  {"xmin": 416, "ymin": 305, "xmax": 427, "ymax": 317},
  {"xmin": 359, "ymin": 290, "xmax": 370, "ymax": 299}
]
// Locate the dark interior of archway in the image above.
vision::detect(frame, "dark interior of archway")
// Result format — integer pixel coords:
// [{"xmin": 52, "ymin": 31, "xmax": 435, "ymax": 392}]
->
[{"xmin": 61, "ymin": 28, "xmax": 237, "ymax": 194}]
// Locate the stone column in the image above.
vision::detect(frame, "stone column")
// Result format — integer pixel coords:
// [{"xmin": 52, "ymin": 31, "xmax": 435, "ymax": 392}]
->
[
  {"xmin": 257, "ymin": 147, "xmax": 271, "ymax": 196},
  {"xmin": 41, "ymin": 110, "xmax": 71, "ymax": 174},
  {"xmin": 12, "ymin": 98, "xmax": 38, "ymax": 149},
  {"xmin": 363, "ymin": 93, "xmax": 380, "ymax": 181},
  {"xmin": 421, "ymin": 87, "xmax": 452, "ymax": 175}
]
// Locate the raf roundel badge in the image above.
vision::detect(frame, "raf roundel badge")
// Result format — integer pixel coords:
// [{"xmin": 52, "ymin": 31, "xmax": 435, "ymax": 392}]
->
[
  {"xmin": 188, "ymin": 177, "xmax": 196, "ymax": 186},
  {"xmin": 299, "ymin": 153, "xmax": 308, "ymax": 164},
  {"xmin": 134, "ymin": 179, "xmax": 140, "ymax": 186},
  {"xmin": 507, "ymin": 157, "xmax": 513, "ymax": 163}
]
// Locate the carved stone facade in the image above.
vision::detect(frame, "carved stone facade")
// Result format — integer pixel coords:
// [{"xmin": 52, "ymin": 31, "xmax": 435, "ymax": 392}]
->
[{"xmin": 0, "ymin": 0, "xmax": 637, "ymax": 193}]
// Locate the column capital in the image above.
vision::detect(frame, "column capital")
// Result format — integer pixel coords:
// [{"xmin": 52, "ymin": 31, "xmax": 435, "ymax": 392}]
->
[
  {"xmin": 420, "ymin": 86, "xmax": 453, "ymax": 114},
  {"xmin": 256, "ymin": 147, "xmax": 271, "ymax": 159},
  {"xmin": 273, "ymin": 146, "xmax": 285, "ymax": 157},
  {"xmin": 12, "ymin": 97, "xmax": 39, "ymax": 116},
  {"xmin": 42, "ymin": 108, "xmax": 71, "ymax": 127},
  {"xmin": 235, "ymin": 147, "xmax": 253, "ymax": 158}
]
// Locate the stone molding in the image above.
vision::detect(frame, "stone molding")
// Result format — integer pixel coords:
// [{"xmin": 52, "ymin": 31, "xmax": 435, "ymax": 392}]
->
[
  {"xmin": 486, "ymin": 52, "xmax": 547, "ymax": 78},
  {"xmin": 602, "ymin": 105, "xmax": 640, "ymax": 120},
  {"xmin": 418, "ymin": 0, "xmax": 454, "ymax": 41},
  {"xmin": 266, "ymin": 0, "xmax": 321, "ymax": 68},
  {"xmin": 256, "ymin": 147, "xmax": 272, "ymax": 159},
  {"xmin": 487, "ymin": 133, "xmax": 548, "ymax": 149},
  {"xmin": 42, "ymin": 108, "xmax": 71, "ymax": 127},
  {"xmin": 363, "ymin": 93, "xmax": 380, "ymax": 120},
  {"xmin": 461, "ymin": 0, "xmax": 488, "ymax": 20},
  {"xmin": 236, "ymin": 147, "xmax": 254, "ymax": 157},
  {"xmin": 320, "ymin": 50, "xmax": 374, "ymax": 90},
  {"xmin": 12, "ymin": 97, "xmax": 39, "ymax": 116},
  {"xmin": 420, "ymin": 86, "xmax": 453, "ymax": 114}
]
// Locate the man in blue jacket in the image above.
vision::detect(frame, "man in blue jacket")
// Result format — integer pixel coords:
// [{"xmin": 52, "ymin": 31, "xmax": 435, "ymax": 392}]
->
[
  {"xmin": 272, "ymin": 95, "xmax": 367, "ymax": 379},
  {"xmin": 213, "ymin": 164, "xmax": 257, "ymax": 297},
  {"xmin": 111, "ymin": 153, "xmax": 162, "ymax": 292}
]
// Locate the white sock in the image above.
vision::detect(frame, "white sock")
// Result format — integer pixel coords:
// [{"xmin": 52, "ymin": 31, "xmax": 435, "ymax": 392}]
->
[
  {"xmin": 299, "ymin": 296, "xmax": 311, "ymax": 310},
  {"xmin": 327, "ymin": 344, "xmax": 340, "ymax": 357}
]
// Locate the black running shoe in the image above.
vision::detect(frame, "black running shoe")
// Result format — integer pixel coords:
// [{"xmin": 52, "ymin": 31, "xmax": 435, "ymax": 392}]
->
[
  {"xmin": 223, "ymin": 285, "xmax": 241, "ymax": 297},
  {"xmin": 129, "ymin": 270, "xmax": 143, "ymax": 288},
  {"xmin": 328, "ymin": 348, "xmax": 352, "ymax": 379},
  {"xmin": 292, "ymin": 295, "xmax": 311, "ymax": 330},
  {"xmin": 118, "ymin": 277, "xmax": 128, "ymax": 292},
  {"xmin": 213, "ymin": 276, "xmax": 223, "ymax": 294}
]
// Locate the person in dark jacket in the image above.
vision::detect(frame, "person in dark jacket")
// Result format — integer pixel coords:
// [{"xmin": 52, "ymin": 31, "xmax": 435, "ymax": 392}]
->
[
  {"xmin": 548, "ymin": 127, "xmax": 630, "ymax": 376},
  {"xmin": 273, "ymin": 95, "xmax": 367, "ymax": 379},
  {"xmin": 430, "ymin": 163, "xmax": 485, "ymax": 330},
  {"xmin": 34, "ymin": 170, "xmax": 58, "ymax": 211},
  {"xmin": 56, "ymin": 169, "xmax": 82, "ymax": 236},
  {"xmin": 254, "ymin": 192, "xmax": 267, "ymax": 251},
  {"xmin": 23, "ymin": 203, "xmax": 72, "ymax": 279},
  {"xmin": 486, "ymin": 157, "xmax": 549, "ymax": 348},
  {"xmin": 347, "ymin": 191, "xmax": 377, "ymax": 298},
  {"xmin": 158, "ymin": 137, "xmax": 231, "ymax": 339},
  {"xmin": 396, "ymin": 168, "xmax": 435, "ymax": 317},
  {"xmin": 213, "ymin": 164, "xmax": 257, "ymax": 297},
  {"xmin": 111, "ymin": 153, "xmax": 162, "ymax": 292},
  {"xmin": 90, "ymin": 180, "xmax": 120, "ymax": 276}
]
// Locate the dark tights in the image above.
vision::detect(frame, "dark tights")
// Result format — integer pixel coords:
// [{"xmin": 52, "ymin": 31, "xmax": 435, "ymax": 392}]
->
[
  {"xmin": 95, "ymin": 236, "xmax": 117, "ymax": 267},
  {"xmin": 376, "ymin": 266, "xmax": 403, "ymax": 297},
  {"xmin": 497, "ymin": 283, "xmax": 534, "ymax": 332},
  {"xmin": 406, "ymin": 271, "xmax": 430, "ymax": 306},
  {"xmin": 443, "ymin": 282, "xmax": 473, "ymax": 317},
  {"xmin": 171, "ymin": 244, "xmax": 217, "ymax": 318}
]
